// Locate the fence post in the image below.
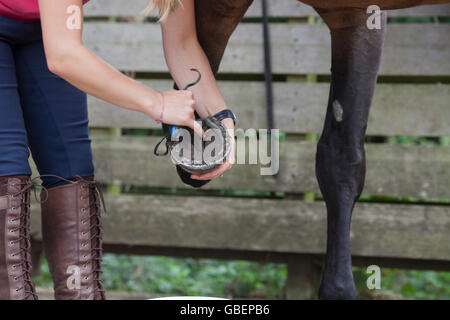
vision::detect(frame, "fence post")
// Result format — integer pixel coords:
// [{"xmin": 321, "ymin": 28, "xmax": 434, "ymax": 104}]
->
[
  {"xmin": 286, "ymin": 255, "xmax": 321, "ymax": 299},
  {"xmin": 107, "ymin": 127, "xmax": 123, "ymax": 194},
  {"xmin": 31, "ymin": 240, "xmax": 43, "ymax": 276}
]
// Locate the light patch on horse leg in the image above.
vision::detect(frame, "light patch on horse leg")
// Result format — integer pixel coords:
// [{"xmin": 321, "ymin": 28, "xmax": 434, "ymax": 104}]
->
[{"xmin": 332, "ymin": 100, "xmax": 343, "ymax": 122}]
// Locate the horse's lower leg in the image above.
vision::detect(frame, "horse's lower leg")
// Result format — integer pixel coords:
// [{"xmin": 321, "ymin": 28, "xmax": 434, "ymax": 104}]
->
[
  {"xmin": 195, "ymin": 0, "xmax": 254, "ymax": 73},
  {"xmin": 314, "ymin": 7, "xmax": 387, "ymax": 299}
]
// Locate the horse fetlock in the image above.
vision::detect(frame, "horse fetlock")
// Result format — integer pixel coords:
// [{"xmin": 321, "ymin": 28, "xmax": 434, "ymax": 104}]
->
[
  {"xmin": 316, "ymin": 141, "xmax": 366, "ymax": 202},
  {"xmin": 319, "ymin": 279, "xmax": 357, "ymax": 300},
  {"xmin": 316, "ymin": 141, "xmax": 365, "ymax": 173},
  {"xmin": 319, "ymin": 266, "xmax": 357, "ymax": 300}
]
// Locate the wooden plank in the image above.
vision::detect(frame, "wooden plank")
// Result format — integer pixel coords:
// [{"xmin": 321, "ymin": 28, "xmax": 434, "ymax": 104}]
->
[
  {"xmin": 29, "ymin": 195, "xmax": 450, "ymax": 262},
  {"xmin": 82, "ymin": 23, "xmax": 450, "ymax": 75},
  {"xmin": 88, "ymin": 81, "xmax": 450, "ymax": 136},
  {"xmin": 388, "ymin": 3, "xmax": 450, "ymax": 17},
  {"xmin": 84, "ymin": 0, "xmax": 450, "ymax": 18},
  {"xmin": 247, "ymin": 1, "xmax": 450, "ymax": 17},
  {"xmin": 88, "ymin": 136, "xmax": 450, "ymax": 198}
]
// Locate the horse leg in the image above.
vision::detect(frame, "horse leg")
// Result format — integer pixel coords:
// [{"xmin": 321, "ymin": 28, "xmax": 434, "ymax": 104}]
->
[
  {"xmin": 195, "ymin": 0, "xmax": 254, "ymax": 73},
  {"xmin": 312, "ymin": 7, "xmax": 387, "ymax": 299}
]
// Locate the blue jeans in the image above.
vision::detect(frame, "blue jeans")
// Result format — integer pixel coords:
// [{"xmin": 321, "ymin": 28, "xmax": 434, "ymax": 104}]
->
[{"xmin": 0, "ymin": 15, "xmax": 94, "ymax": 188}]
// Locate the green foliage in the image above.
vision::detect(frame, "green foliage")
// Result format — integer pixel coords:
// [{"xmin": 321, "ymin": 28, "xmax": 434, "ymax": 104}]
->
[
  {"xmin": 382, "ymin": 269, "xmax": 450, "ymax": 299},
  {"xmin": 32, "ymin": 254, "xmax": 287, "ymax": 298},
  {"xmin": 32, "ymin": 258, "xmax": 53, "ymax": 289},
  {"xmin": 353, "ymin": 267, "xmax": 450, "ymax": 300},
  {"xmin": 100, "ymin": 255, "xmax": 287, "ymax": 299},
  {"xmin": 387, "ymin": 136, "xmax": 440, "ymax": 146},
  {"xmin": 388, "ymin": 17, "xmax": 434, "ymax": 23}
]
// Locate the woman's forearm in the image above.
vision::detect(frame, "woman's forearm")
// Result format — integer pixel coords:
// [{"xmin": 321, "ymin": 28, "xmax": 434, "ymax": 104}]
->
[
  {"xmin": 163, "ymin": 38, "xmax": 228, "ymax": 120},
  {"xmin": 48, "ymin": 44, "xmax": 161, "ymax": 120},
  {"xmin": 38, "ymin": 0, "xmax": 163, "ymax": 121}
]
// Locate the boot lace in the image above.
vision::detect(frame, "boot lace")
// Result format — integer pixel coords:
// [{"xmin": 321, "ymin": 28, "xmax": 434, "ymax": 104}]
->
[
  {"xmin": 75, "ymin": 176, "xmax": 106, "ymax": 299},
  {"xmin": 3, "ymin": 177, "xmax": 45, "ymax": 300}
]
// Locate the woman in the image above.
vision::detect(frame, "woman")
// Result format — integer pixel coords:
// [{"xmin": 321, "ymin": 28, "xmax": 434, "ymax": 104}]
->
[{"xmin": 0, "ymin": 0, "xmax": 235, "ymax": 300}]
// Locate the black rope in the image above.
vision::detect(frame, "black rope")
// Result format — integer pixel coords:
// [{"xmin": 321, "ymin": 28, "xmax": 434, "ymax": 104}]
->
[
  {"xmin": 262, "ymin": 0, "xmax": 278, "ymax": 178},
  {"xmin": 262, "ymin": 0, "xmax": 274, "ymax": 131}
]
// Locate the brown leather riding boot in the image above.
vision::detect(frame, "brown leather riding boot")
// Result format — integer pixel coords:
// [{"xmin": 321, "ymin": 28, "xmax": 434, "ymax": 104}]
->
[
  {"xmin": 41, "ymin": 177, "xmax": 106, "ymax": 300},
  {"xmin": 0, "ymin": 176, "xmax": 38, "ymax": 300}
]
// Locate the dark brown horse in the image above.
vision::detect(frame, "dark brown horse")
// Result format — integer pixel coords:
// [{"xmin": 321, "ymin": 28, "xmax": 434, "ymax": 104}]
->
[{"xmin": 192, "ymin": 0, "xmax": 449, "ymax": 299}]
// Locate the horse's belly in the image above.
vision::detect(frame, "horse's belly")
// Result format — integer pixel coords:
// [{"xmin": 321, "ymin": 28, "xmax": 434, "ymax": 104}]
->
[{"xmin": 298, "ymin": 0, "xmax": 449, "ymax": 10}]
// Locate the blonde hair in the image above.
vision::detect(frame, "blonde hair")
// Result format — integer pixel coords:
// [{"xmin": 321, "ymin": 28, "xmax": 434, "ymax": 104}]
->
[{"xmin": 144, "ymin": 0, "xmax": 181, "ymax": 21}]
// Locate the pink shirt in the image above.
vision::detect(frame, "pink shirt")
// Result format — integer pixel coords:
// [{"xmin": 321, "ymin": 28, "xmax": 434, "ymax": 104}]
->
[{"xmin": 0, "ymin": 0, "xmax": 90, "ymax": 22}]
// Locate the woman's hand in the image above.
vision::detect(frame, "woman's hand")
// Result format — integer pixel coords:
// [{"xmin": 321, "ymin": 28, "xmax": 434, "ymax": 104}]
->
[
  {"xmin": 190, "ymin": 118, "xmax": 235, "ymax": 181},
  {"xmin": 159, "ymin": 89, "xmax": 204, "ymax": 138}
]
